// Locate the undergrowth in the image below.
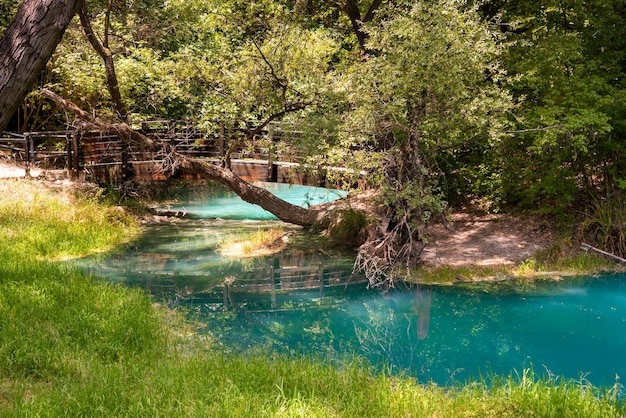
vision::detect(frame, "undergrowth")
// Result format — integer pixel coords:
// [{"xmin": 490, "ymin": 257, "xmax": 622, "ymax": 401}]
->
[{"xmin": 412, "ymin": 238, "xmax": 618, "ymax": 284}]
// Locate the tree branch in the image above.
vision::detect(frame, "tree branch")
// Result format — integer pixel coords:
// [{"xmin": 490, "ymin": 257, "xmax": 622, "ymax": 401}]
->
[
  {"xmin": 363, "ymin": 0, "xmax": 384, "ymax": 22},
  {"xmin": 78, "ymin": 2, "xmax": 127, "ymax": 121}
]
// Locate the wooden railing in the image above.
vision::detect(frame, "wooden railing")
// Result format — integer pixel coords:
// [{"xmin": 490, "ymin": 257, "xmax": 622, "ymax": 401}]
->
[
  {"xmin": 0, "ymin": 130, "xmax": 75, "ymax": 176},
  {"xmin": 0, "ymin": 120, "xmax": 363, "ymax": 187}
]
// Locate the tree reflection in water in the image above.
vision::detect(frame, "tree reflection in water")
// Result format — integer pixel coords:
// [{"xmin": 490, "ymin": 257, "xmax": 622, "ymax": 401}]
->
[{"xmin": 414, "ymin": 285, "xmax": 431, "ymax": 341}]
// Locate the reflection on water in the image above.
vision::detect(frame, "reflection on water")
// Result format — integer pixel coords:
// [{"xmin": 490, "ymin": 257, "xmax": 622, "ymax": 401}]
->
[
  {"xmin": 85, "ymin": 218, "xmax": 364, "ymax": 306},
  {"xmin": 196, "ymin": 275, "xmax": 626, "ymax": 387},
  {"xmin": 414, "ymin": 286, "xmax": 431, "ymax": 340},
  {"xmin": 82, "ymin": 182, "xmax": 626, "ymax": 388}
]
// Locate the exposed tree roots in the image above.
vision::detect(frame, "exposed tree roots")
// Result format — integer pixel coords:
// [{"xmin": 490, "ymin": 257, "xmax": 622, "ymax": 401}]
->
[{"xmin": 354, "ymin": 215, "xmax": 427, "ymax": 288}]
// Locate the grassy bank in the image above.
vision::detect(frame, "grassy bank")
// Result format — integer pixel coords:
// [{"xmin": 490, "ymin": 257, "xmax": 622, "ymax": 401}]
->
[
  {"xmin": 0, "ymin": 178, "xmax": 624, "ymax": 416},
  {"xmin": 413, "ymin": 245, "xmax": 620, "ymax": 284}
]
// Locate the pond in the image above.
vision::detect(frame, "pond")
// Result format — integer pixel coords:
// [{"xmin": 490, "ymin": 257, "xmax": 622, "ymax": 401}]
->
[{"xmin": 84, "ymin": 183, "xmax": 626, "ymax": 388}]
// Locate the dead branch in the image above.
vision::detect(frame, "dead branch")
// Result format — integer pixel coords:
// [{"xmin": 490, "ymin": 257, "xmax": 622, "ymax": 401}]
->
[{"xmin": 581, "ymin": 242, "xmax": 626, "ymax": 263}]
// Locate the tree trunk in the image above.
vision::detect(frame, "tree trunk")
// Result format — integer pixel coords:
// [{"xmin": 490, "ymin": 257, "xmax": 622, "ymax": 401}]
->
[
  {"xmin": 40, "ymin": 88, "xmax": 330, "ymax": 228},
  {"xmin": 78, "ymin": 2, "xmax": 127, "ymax": 121},
  {"xmin": 335, "ymin": 0, "xmax": 384, "ymax": 56},
  {"xmin": 178, "ymin": 157, "xmax": 321, "ymax": 226},
  {"xmin": 0, "ymin": 0, "xmax": 81, "ymax": 132}
]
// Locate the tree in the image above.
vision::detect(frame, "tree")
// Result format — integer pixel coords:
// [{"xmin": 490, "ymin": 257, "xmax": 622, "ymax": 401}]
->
[
  {"xmin": 346, "ymin": 0, "xmax": 511, "ymax": 286},
  {"xmin": 0, "ymin": 0, "xmax": 81, "ymax": 132},
  {"xmin": 78, "ymin": 1, "xmax": 127, "ymax": 121}
]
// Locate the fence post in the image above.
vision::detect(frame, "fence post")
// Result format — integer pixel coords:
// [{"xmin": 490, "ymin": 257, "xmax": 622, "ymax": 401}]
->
[
  {"xmin": 65, "ymin": 132, "xmax": 72, "ymax": 176},
  {"xmin": 71, "ymin": 132, "xmax": 80, "ymax": 179},
  {"xmin": 120, "ymin": 133, "xmax": 129, "ymax": 181},
  {"xmin": 24, "ymin": 133, "xmax": 32, "ymax": 177}
]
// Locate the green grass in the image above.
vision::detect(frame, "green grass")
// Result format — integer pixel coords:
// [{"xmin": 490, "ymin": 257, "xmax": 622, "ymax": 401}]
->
[
  {"xmin": 0, "ymin": 179, "xmax": 137, "ymax": 259},
  {"xmin": 218, "ymin": 226, "xmax": 288, "ymax": 257},
  {"xmin": 412, "ymin": 241, "xmax": 619, "ymax": 285},
  {"xmin": 7, "ymin": 354, "xmax": 625, "ymax": 417},
  {"xmin": 1, "ymin": 178, "xmax": 624, "ymax": 417}
]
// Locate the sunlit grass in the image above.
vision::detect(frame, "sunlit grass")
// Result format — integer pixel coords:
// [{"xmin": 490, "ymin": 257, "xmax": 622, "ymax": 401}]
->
[
  {"xmin": 413, "ymin": 264, "xmax": 510, "ymax": 284},
  {"xmin": 412, "ymin": 244, "xmax": 618, "ymax": 284},
  {"xmin": 218, "ymin": 226, "xmax": 290, "ymax": 257},
  {"xmin": 0, "ymin": 179, "xmax": 138, "ymax": 260},
  {"xmin": 7, "ymin": 350, "xmax": 625, "ymax": 417}
]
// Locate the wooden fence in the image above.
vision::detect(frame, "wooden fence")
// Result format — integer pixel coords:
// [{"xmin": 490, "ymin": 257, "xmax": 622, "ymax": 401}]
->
[
  {"xmin": 0, "ymin": 120, "xmax": 357, "ymax": 186},
  {"xmin": 0, "ymin": 130, "xmax": 76, "ymax": 176}
]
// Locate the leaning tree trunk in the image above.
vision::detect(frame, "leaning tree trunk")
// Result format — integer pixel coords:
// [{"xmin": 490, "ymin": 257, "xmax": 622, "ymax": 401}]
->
[
  {"xmin": 40, "ymin": 88, "xmax": 329, "ymax": 228},
  {"xmin": 178, "ymin": 157, "xmax": 322, "ymax": 226},
  {"xmin": 0, "ymin": 0, "xmax": 81, "ymax": 132}
]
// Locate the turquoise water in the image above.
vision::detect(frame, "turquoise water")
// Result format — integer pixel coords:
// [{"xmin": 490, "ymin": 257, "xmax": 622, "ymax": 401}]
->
[
  {"xmin": 88, "ymin": 183, "xmax": 626, "ymax": 388},
  {"xmin": 158, "ymin": 182, "xmax": 347, "ymax": 220},
  {"xmin": 194, "ymin": 275, "xmax": 626, "ymax": 387}
]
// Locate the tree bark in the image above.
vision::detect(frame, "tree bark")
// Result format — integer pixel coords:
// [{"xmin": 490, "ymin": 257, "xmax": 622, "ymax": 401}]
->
[
  {"xmin": 335, "ymin": 0, "xmax": 384, "ymax": 56},
  {"xmin": 0, "ymin": 0, "xmax": 81, "ymax": 132},
  {"xmin": 40, "ymin": 88, "xmax": 329, "ymax": 228},
  {"xmin": 78, "ymin": 2, "xmax": 127, "ymax": 121}
]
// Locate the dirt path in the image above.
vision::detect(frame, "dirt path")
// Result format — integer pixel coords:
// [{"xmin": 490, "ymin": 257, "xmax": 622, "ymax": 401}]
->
[
  {"xmin": 421, "ymin": 212, "xmax": 556, "ymax": 267},
  {"xmin": 0, "ymin": 161, "xmax": 40, "ymax": 178}
]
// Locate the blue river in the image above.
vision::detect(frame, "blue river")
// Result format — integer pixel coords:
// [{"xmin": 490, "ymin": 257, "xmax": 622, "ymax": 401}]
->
[{"xmin": 85, "ymin": 182, "xmax": 626, "ymax": 388}]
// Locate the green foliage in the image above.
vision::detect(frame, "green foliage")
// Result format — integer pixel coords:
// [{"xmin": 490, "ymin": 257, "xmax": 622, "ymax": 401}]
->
[
  {"xmin": 47, "ymin": 0, "xmax": 340, "ymax": 126},
  {"xmin": 487, "ymin": 0, "xmax": 626, "ymax": 216},
  {"xmin": 327, "ymin": 208, "xmax": 368, "ymax": 246},
  {"xmin": 343, "ymin": 0, "xmax": 511, "ymax": 227},
  {"xmin": 583, "ymin": 192, "xmax": 626, "ymax": 258},
  {"xmin": 0, "ymin": 0, "xmax": 20, "ymax": 32}
]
